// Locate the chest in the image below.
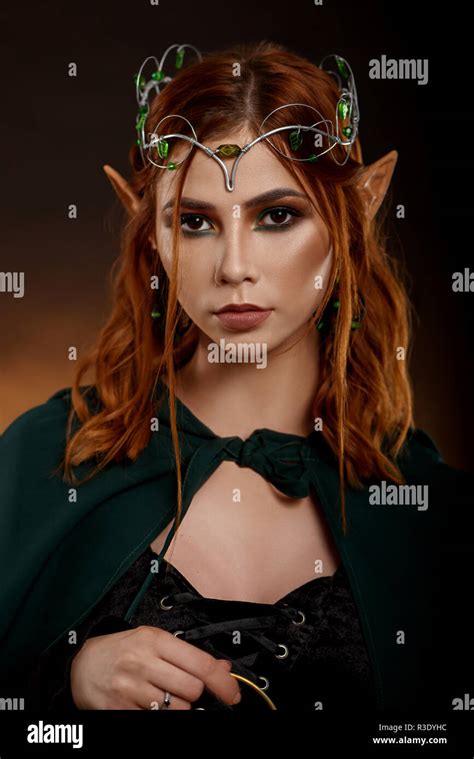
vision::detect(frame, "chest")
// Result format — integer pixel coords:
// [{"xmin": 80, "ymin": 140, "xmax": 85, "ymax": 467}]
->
[{"xmin": 150, "ymin": 460, "xmax": 340, "ymax": 604}]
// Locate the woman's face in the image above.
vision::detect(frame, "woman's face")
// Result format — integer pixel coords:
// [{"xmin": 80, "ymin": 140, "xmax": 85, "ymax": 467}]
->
[{"xmin": 154, "ymin": 129, "xmax": 332, "ymax": 353}]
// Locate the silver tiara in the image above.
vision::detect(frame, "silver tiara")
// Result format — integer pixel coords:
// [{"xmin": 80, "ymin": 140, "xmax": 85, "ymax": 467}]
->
[{"xmin": 134, "ymin": 43, "xmax": 360, "ymax": 192}]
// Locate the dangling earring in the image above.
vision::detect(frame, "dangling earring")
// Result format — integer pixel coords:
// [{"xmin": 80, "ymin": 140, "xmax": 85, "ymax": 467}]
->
[
  {"xmin": 314, "ymin": 284, "xmax": 365, "ymax": 333},
  {"xmin": 151, "ymin": 296, "xmax": 165, "ymax": 325},
  {"xmin": 151, "ymin": 300, "xmax": 193, "ymax": 340},
  {"xmin": 349, "ymin": 293, "xmax": 365, "ymax": 330},
  {"xmin": 151, "ymin": 277, "xmax": 167, "ymax": 323}
]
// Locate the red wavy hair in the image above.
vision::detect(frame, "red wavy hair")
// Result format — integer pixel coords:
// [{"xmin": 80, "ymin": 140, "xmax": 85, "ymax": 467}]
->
[{"xmin": 54, "ymin": 40, "xmax": 415, "ymax": 535}]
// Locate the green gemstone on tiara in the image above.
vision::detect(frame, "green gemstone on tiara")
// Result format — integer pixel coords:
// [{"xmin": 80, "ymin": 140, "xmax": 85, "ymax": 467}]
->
[
  {"xmin": 176, "ymin": 49, "xmax": 185, "ymax": 69},
  {"xmin": 135, "ymin": 50, "xmax": 360, "ymax": 186},
  {"xmin": 289, "ymin": 130, "xmax": 303, "ymax": 151},
  {"xmin": 133, "ymin": 74, "xmax": 146, "ymax": 88},
  {"xmin": 336, "ymin": 57, "xmax": 350, "ymax": 80},
  {"xmin": 215, "ymin": 144, "xmax": 242, "ymax": 159},
  {"xmin": 176, "ymin": 50, "xmax": 185, "ymax": 69},
  {"xmin": 338, "ymin": 100, "xmax": 350, "ymax": 119},
  {"xmin": 136, "ymin": 113, "xmax": 146, "ymax": 131},
  {"xmin": 157, "ymin": 139, "xmax": 169, "ymax": 159}
]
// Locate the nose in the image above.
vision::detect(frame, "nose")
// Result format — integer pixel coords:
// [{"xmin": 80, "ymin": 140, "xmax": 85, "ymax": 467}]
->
[{"xmin": 214, "ymin": 224, "xmax": 259, "ymax": 286}]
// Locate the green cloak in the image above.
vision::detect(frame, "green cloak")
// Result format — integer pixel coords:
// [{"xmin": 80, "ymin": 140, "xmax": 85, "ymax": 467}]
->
[{"xmin": 0, "ymin": 382, "xmax": 472, "ymax": 711}]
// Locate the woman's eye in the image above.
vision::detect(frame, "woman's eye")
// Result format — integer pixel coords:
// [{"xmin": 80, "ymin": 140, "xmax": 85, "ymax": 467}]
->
[
  {"xmin": 256, "ymin": 207, "xmax": 302, "ymax": 228},
  {"xmin": 180, "ymin": 214, "xmax": 212, "ymax": 233},
  {"xmin": 178, "ymin": 206, "xmax": 303, "ymax": 235}
]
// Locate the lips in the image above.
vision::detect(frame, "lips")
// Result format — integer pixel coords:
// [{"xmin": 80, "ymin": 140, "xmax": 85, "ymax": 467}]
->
[
  {"xmin": 215, "ymin": 303, "xmax": 267, "ymax": 313},
  {"xmin": 214, "ymin": 304, "xmax": 273, "ymax": 330}
]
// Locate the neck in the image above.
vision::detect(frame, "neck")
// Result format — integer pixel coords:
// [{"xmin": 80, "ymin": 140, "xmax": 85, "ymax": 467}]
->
[{"xmin": 173, "ymin": 323, "xmax": 321, "ymax": 439}]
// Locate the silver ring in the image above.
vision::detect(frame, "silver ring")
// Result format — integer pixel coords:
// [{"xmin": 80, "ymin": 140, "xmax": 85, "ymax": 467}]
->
[
  {"xmin": 275, "ymin": 643, "xmax": 289, "ymax": 659},
  {"xmin": 162, "ymin": 691, "xmax": 172, "ymax": 708}
]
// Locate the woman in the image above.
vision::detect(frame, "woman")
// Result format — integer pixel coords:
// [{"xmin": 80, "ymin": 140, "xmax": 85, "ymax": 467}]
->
[{"xmin": 0, "ymin": 40, "xmax": 471, "ymax": 713}]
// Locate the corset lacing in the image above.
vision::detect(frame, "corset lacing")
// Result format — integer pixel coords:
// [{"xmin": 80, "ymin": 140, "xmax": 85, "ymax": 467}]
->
[
  {"xmin": 123, "ymin": 550, "xmax": 347, "ymax": 710},
  {"xmin": 149, "ymin": 577, "xmax": 327, "ymax": 708}
]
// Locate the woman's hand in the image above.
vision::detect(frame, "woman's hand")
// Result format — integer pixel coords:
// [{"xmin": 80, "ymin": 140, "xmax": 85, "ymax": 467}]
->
[{"xmin": 70, "ymin": 625, "xmax": 241, "ymax": 710}]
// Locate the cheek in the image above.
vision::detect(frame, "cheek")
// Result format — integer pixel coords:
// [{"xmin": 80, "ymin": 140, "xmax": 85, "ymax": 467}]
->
[
  {"xmin": 156, "ymin": 227, "xmax": 189, "ymax": 289},
  {"xmin": 275, "ymin": 235, "xmax": 332, "ymax": 303},
  {"xmin": 179, "ymin": 249, "xmax": 210, "ymax": 296},
  {"xmin": 156, "ymin": 229, "xmax": 171, "ymax": 276},
  {"xmin": 313, "ymin": 246, "xmax": 333, "ymax": 295},
  {"xmin": 160, "ymin": 246, "xmax": 211, "ymax": 316}
]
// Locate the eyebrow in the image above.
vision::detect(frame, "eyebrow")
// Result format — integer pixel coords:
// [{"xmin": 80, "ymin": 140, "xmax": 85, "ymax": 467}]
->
[{"xmin": 161, "ymin": 187, "xmax": 309, "ymax": 213}]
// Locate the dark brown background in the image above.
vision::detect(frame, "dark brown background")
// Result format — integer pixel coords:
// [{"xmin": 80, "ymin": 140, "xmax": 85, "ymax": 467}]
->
[{"xmin": 0, "ymin": 0, "xmax": 472, "ymax": 470}]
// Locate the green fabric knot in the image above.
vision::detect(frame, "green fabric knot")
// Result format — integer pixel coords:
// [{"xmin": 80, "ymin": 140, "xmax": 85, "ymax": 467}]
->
[{"xmin": 221, "ymin": 429, "xmax": 313, "ymax": 498}]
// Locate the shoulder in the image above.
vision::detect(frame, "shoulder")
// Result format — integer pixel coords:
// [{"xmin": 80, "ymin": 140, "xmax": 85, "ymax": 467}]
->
[
  {"xmin": 395, "ymin": 426, "xmax": 443, "ymax": 482},
  {"xmin": 0, "ymin": 385, "xmax": 105, "ymax": 554},
  {"xmin": 2, "ymin": 386, "xmax": 70, "ymax": 433},
  {"xmin": 399, "ymin": 426, "xmax": 443, "ymax": 460},
  {"xmin": 0, "ymin": 385, "xmax": 97, "ymax": 462},
  {"xmin": 398, "ymin": 425, "xmax": 474, "ymax": 524},
  {"xmin": 395, "ymin": 426, "xmax": 473, "ymax": 505}
]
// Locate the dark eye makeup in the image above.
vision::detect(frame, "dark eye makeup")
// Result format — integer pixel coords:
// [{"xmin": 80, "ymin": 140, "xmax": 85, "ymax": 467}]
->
[{"xmin": 162, "ymin": 205, "xmax": 307, "ymax": 236}]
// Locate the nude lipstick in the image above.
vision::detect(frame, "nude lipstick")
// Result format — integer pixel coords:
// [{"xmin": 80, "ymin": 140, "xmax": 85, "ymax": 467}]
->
[{"xmin": 214, "ymin": 303, "xmax": 273, "ymax": 330}]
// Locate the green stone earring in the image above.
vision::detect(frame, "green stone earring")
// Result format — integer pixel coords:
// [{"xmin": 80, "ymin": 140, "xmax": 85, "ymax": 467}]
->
[
  {"xmin": 151, "ymin": 301, "xmax": 192, "ymax": 340},
  {"xmin": 314, "ymin": 289, "xmax": 365, "ymax": 333}
]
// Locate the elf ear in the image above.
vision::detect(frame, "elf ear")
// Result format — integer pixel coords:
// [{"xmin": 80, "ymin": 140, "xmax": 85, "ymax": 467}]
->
[
  {"xmin": 102, "ymin": 164, "xmax": 141, "ymax": 217},
  {"xmin": 355, "ymin": 150, "xmax": 398, "ymax": 221},
  {"xmin": 103, "ymin": 164, "xmax": 157, "ymax": 250}
]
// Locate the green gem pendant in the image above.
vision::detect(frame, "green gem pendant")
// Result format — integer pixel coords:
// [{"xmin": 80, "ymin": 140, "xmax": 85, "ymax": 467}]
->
[
  {"xmin": 157, "ymin": 139, "xmax": 169, "ymax": 159},
  {"xmin": 133, "ymin": 73, "xmax": 146, "ymax": 88},
  {"xmin": 175, "ymin": 49, "xmax": 185, "ymax": 69},
  {"xmin": 215, "ymin": 144, "xmax": 241, "ymax": 159},
  {"xmin": 338, "ymin": 100, "xmax": 350, "ymax": 119},
  {"xmin": 136, "ymin": 113, "xmax": 146, "ymax": 131},
  {"xmin": 289, "ymin": 130, "xmax": 303, "ymax": 151},
  {"xmin": 336, "ymin": 57, "xmax": 350, "ymax": 80}
]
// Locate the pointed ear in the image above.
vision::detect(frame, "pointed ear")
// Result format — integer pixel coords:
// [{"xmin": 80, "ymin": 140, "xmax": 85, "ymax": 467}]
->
[
  {"xmin": 355, "ymin": 150, "xmax": 398, "ymax": 221},
  {"xmin": 102, "ymin": 164, "xmax": 141, "ymax": 217},
  {"xmin": 103, "ymin": 164, "xmax": 157, "ymax": 250}
]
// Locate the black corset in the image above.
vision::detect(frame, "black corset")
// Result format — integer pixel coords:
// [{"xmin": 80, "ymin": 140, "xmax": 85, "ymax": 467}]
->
[
  {"xmin": 119, "ymin": 547, "xmax": 377, "ymax": 711},
  {"xmin": 26, "ymin": 546, "xmax": 377, "ymax": 712}
]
